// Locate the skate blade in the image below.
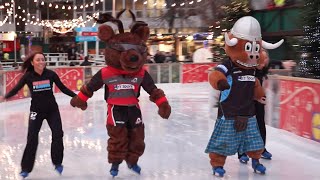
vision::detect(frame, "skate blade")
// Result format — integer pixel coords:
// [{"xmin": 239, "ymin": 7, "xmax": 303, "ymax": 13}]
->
[
  {"xmin": 254, "ymin": 169, "xmax": 266, "ymax": 174},
  {"xmin": 261, "ymin": 156, "xmax": 272, "ymax": 160},
  {"xmin": 214, "ymin": 172, "xmax": 224, "ymax": 177},
  {"xmin": 239, "ymin": 160, "xmax": 248, "ymax": 164}
]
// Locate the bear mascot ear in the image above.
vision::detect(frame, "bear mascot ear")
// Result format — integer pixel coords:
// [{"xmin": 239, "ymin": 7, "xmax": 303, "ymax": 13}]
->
[
  {"xmin": 132, "ymin": 26, "xmax": 150, "ymax": 42},
  {"xmin": 95, "ymin": 11, "xmax": 126, "ymax": 41},
  {"xmin": 128, "ymin": 10, "xmax": 150, "ymax": 41},
  {"xmin": 98, "ymin": 25, "xmax": 115, "ymax": 42}
]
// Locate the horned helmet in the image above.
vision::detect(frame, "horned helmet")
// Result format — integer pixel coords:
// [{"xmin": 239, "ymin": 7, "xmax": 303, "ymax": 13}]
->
[{"xmin": 224, "ymin": 16, "xmax": 283, "ymax": 69}]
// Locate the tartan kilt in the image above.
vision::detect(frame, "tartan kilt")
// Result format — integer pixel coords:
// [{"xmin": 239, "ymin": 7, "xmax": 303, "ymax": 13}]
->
[{"xmin": 205, "ymin": 116, "xmax": 264, "ymax": 156}]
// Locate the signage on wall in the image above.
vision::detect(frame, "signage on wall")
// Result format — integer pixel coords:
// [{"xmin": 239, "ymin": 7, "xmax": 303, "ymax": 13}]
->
[
  {"xmin": 74, "ymin": 27, "xmax": 98, "ymax": 32},
  {"xmin": 75, "ymin": 36, "xmax": 97, "ymax": 42},
  {"xmin": 0, "ymin": 33, "xmax": 15, "ymax": 41}
]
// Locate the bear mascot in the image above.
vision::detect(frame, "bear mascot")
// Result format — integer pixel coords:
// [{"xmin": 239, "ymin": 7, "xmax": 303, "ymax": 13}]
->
[{"xmin": 70, "ymin": 10, "xmax": 171, "ymax": 177}]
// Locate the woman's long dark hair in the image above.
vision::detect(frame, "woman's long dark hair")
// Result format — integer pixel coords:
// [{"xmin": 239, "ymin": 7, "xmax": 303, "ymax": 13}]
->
[{"xmin": 22, "ymin": 52, "xmax": 46, "ymax": 72}]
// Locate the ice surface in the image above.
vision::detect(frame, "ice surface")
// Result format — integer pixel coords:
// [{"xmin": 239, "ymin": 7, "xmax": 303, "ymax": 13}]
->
[{"xmin": 0, "ymin": 83, "xmax": 319, "ymax": 180}]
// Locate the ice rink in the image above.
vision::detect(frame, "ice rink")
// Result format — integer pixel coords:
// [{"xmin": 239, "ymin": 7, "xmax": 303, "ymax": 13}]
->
[{"xmin": 0, "ymin": 83, "xmax": 320, "ymax": 180}]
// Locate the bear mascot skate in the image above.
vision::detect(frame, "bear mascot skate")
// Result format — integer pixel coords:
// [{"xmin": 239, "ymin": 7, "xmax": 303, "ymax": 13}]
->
[
  {"xmin": 70, "ymin": 9, "xmax": 171, "ymax": 177},
  {"xmin": 205, "ymin": 16, "xmax": 283, "ymax": 177}
]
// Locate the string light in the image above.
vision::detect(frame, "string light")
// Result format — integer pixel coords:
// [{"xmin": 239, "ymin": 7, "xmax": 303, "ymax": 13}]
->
[{"xmin": 299, "ymin": 1, "xmax": 320, "ymax": 79}]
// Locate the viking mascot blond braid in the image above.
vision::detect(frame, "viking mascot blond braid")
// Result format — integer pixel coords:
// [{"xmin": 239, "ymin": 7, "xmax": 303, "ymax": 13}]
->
[{"xmin": 205, "ymin": 16, "xmax": 283, "ymax": 177}]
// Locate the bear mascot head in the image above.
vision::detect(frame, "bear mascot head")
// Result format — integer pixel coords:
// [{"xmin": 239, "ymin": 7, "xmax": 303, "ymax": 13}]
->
[{"xmin": 96, "ymin": 9, "xmax": 149, "ymax": 73}]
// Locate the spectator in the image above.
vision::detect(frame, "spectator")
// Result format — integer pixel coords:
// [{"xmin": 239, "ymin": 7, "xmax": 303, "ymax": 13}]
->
[
  {"xmin": 21, "ymin": 55, "xmax": 26, "ymax": 62},
  {"xmin": 154, "ymin": 51, "xmax": 165, "ymax": 63},
  {"xmin": 80, "ymin": 56, "xmax": 92, "ymax": 66},
  {"xmin": 146, "ymin": 55, "xmax": 154, "ymax": 63},
  {"xmin": 170, "ymin": 51, "xmax": 177, "ymax": 63},
  {"xmin": 67, "ymin": 43, "xmax": 77, "ymax": 60}
]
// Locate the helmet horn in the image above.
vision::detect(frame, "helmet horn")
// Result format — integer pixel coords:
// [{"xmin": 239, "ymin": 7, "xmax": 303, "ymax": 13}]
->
[
  {"xmin": 224, "ymin": 33, "xmax": 238, "ymax": 46},
  {"xmin": 262, "ymin": 39, "xmax": 284, "ymax": 49}
]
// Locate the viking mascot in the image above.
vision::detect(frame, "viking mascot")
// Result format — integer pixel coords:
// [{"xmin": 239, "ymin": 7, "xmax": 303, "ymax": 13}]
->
[{"xmin": 205, "ymin": 16, "xmax": 283, "ymax": 177}]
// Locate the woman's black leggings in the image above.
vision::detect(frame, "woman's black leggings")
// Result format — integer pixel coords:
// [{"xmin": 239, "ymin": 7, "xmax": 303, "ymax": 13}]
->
[{"xmin": 21, "ymin": 109, "xmax": 64, "ymax": 172}]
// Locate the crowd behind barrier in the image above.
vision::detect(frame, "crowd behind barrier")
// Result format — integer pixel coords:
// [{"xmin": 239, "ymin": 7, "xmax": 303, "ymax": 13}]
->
[{"xmin": 1, "ymin": 62, "xmax": 319, "ymax": 144}]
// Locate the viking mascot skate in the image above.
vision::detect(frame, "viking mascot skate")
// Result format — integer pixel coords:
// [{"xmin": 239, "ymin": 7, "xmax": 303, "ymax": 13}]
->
[
  {"xmin": 205, "ymin": 16, "xmax": 283, "ymax": 177},
  {"xmin": 70, "ymin": 10, "xmax": 171, "ymax": 177}
]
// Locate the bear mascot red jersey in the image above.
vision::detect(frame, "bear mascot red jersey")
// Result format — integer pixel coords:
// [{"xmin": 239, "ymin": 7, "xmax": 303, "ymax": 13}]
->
[
  {"xmin": 70, "ymin": 9, "xmax": 171, "ymax": 177},
  {"xmin": 205, "ymin": 16, "xmax": 283, "ymax": 177}
]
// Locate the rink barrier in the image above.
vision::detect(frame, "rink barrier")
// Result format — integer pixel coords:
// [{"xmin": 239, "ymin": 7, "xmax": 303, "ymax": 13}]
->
[
  {"xmin": 0, "ymin": 63, "xmax": 218, "ymax": 101},
  {"xmin": 1, "ymin": 64, "xmax": 320, "ymax": 143},
  {"xmin": 266, "ymin": 75, "xmax": 320, "ymax": 143}
]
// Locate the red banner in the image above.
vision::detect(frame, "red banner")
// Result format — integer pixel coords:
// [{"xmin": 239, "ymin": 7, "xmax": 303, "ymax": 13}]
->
[
  {"xmin": 5, "ymin": 70, "xmax": 30, "ymax": 101},
  {"xmin": 182, "ymin": 63, "xmax": 217, "ymax": 83},
  {"xmin": 279, "ymin": 79, "xmax": 320, "ymax": 142},
  {"xmin": 54, "ymin": 67, "xmax": 84, "ymax": 93}
]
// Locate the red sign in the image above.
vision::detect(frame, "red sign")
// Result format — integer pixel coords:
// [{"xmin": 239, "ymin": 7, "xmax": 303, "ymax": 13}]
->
[
  {"xmin": 5, "ymin": 70, "xmax": 30, "ymax": 101},
  {"xmin": 279, "ymin": 79, "xmax": 320, "ymax": 142},
  {"xmin": 54, "ymin": 67, "xmax": 84, "ymax": 93},
  {"xmin": 3, "ymin": 40, "xmax": 21, "ymax": 52},
  {"xmin": 182, "ymin": 63, "xmax": 218, "ymax": 83},
  {"xmin": 81, "ymin": 32, "xmax": 98, "ymax": 36}
]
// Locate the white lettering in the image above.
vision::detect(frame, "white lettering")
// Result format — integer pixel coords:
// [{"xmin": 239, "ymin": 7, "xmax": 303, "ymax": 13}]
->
[
  {"xmin": 114, "ymin": 84, "xmax": 135, "ymax": 90},
  {"xmin": 238, "ymin": 75, "xmax": 255, "ymax": 82},
  {"xmin": 115, "ymin": 121, "xmax": 125, "ymax": 124},
  {"xmin": 135, "ymin": 118, "xmax": 143, "ymax": 124},
  {"xmin": 30, "ymin": 111, "xmax": 37, "ymax": 120}
]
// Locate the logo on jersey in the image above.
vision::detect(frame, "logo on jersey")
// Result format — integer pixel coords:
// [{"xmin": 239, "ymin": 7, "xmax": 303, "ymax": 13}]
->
[
  {"xmin": 30, "ymin": 111, "xmax": 37, "ymax": 120},
  {"xmin": 135, "ymin": 118, "xmax": 143, "ymax": 124},
  {"xmin": 238, "ymin": 75, "xmax": 255, "ymax": 82},
  {"xmin": 131, "ymin": 78, "xmax": 138, "ymax": 83},
  {"xmin": 115, "ymin": 121, "xmax": 125, "ymax": 124},
  {"xmin": 33, "ymin": 80, "xmax": 51, "ymax": 92},
  {"xmin": 114, "ymin": 84, "xmax": 135, "ymax": 90}
]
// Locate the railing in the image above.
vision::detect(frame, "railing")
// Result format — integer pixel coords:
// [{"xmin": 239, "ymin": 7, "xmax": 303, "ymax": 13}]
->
[
  {"xmin": 0, "ymin": 62, "xmax": 218, "ymax": 99},
  {"xmin": 0, "ymin": 53, "xmax": 106, "ymax": 69}
]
